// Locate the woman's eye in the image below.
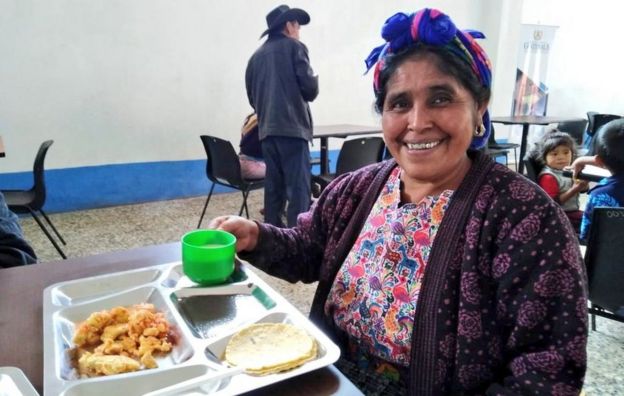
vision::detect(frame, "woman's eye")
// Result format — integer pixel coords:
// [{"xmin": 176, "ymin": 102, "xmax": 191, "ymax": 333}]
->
[
  {"xmin": 431, "ymin": 95, "xmax": 451, "ymax": 105},
  {"xmin": 388, "ymin": 99, "xmax": 409, "ymax": 111}
]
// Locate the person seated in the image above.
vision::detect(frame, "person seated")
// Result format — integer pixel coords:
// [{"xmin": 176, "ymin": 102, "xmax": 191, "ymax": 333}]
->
[
  {"xmin": 528, "ymin": 129, "xmax": 588, "ymax": 232},
  {"xmin": 0, "ymin": 191, "xmax": 37, "ymax": 268},
  {"xmin": 208, "ymin": 8, "xmax": 587, "ymax": 395},
  {"xmin": 239, "ymin": 113, "xmax": 266, "ymax": 180},
  {"xmin": 579, "ymin": 119, "xmax": 624, "ymax": 241}
]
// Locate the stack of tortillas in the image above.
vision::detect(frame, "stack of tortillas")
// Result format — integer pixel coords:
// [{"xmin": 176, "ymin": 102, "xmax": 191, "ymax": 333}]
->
[{"xmin": 224, "ymin": 323, "xmax": 317, "ymax": 375}]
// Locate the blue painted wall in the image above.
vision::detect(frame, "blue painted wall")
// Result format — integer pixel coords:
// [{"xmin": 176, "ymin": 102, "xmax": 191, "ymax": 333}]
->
[{"xmin": 0, "ymin": 150, "xmax": 339, "ymax": 213}]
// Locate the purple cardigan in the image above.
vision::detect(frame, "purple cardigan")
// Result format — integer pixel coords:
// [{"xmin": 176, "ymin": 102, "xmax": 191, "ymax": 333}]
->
[{"xmin": 242, "ymin": 151, "xmax": 587, "ymax": 395}]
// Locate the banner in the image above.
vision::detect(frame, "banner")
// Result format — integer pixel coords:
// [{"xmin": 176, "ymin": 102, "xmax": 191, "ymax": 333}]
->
[{"xmin": 511, "ymin": 24, "xmax": 558, "ymax": 116}]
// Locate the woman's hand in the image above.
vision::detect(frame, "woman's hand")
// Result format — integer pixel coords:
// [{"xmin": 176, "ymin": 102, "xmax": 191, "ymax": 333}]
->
[{"xmin": 207, "ymin": 216, "xmax": 259, "ymax": 252}]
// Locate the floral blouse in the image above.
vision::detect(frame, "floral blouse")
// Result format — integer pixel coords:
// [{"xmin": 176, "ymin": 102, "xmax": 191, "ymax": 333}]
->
[{"xmin": 325, "ymin": 167, "xmax": 453, "ymax": 367}]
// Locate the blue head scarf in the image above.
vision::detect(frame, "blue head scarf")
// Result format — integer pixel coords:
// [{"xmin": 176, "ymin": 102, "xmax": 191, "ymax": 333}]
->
[{"xmin": 365, "ymin": 8, "xmax": 492, "ymax": 149}]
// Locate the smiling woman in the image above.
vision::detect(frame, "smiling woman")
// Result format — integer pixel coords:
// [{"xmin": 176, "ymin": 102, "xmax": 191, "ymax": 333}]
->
[{"xmin": 207, "ymin": 7, "xmax": 588, "ymax": 395}]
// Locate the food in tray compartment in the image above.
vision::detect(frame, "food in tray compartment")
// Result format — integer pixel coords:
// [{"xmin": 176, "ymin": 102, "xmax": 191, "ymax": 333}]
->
[
  {"xmin": 224, "ymin": 323, "xmax": 317, "ymax": 375},
  {"xmin": 72, "ymin": 303, "xmax": 174, "ymax": 377},
  {"xmin": 77, "ymin": 352, "xmax": 140, "ymax": 376}
]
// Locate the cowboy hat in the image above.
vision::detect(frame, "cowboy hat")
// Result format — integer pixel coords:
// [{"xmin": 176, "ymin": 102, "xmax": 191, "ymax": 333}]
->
[{"xmin": 260, "ymin": 5, "xmax": 310, "ymax": 38}]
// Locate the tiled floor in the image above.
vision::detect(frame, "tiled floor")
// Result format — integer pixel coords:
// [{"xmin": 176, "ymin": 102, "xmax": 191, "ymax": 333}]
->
[{"xmin": 19, "ymin": 189, "xmax": 624, "ymax": 394}]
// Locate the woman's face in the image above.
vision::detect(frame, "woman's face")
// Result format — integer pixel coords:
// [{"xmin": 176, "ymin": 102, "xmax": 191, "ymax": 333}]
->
[
  {"xmin": 381, "ymin": 57, "xmax": 487, "ymax": 188},
  {"xmin": 545, "ymin": 144, "xmax": 573, "ymax": 170}
]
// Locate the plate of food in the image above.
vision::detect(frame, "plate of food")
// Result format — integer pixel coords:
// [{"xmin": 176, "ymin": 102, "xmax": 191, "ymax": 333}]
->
[{"xmin": 43, "ymin": 261, "xmax": 340, "ymax": 395}]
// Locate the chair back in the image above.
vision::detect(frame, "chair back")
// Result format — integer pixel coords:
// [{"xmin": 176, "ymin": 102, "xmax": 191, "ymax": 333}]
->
[
  {"xmin": 587, "ymin": 114, "xmax": 623, "ymax": 155},
  {"xmin": 200, "ymin": 135, "xmax": 245, "ymax": 188},
  {"xmin": 30, "ymin": 140, "xmax": 54, "ymax": 210},
  {"xmin": 584, "ymin": 207, "xmax": 624, "ymax": 315},
  {"xmin": 586, "ymin": 111, "xmax": 598, "ymax": 137},
  {"xmin": 557, "ymin": 119, "xmax": 588, "ymax": 146},
  {"xmin": 588, "ymin": 113, "xmax": 622, "ymax": 137},
  {"xmin": 335, "ymin": 137, "xmax": 385, "ymax": 175},
  {"xmin": 523, "ymin": 156, "xmax": 542, "ymax": 183}
]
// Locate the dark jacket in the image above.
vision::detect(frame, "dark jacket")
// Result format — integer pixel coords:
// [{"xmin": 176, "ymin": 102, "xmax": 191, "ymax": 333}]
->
[
  {"xmin": 245, "ymin": 33, "xmax": 318, "ymax": 142},
  {"xmin": 241, "ymin": 151, "xmax": 587, "ymax": 395},
  {"xmin": 0, "ymin": 192, "xmax": 37, "ymax": 268}
]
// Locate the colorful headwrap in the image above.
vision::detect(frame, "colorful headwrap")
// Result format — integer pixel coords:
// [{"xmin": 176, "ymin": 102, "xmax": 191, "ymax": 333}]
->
[{"xmin": 365, "ymin": 8, "xmax": 493, "ymax": 149}]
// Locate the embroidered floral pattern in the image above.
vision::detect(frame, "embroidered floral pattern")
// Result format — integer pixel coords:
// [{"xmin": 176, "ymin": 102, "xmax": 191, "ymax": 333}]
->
[
  {"xmin": 517, "ymin": 301, "xmax": 547, "ymax": 328},
  {"xmin": 492, "ymin": 253, "xmax": 511, "ymax": 278},
  {"xmin": 325, "ymin": 167, "xmax": 452, "ymax": 365},
  {"xmin": 534, "ymin": 269, "xmax": 575, "ymax": 297}
]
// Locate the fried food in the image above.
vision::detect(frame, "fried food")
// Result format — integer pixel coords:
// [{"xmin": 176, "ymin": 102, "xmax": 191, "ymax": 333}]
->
[
  {"xmin": 72, "ymin": 303, "xmax": 174, "ymax": 377},
  {"xmin": 78, "ymin": 352, "xmax": 140, "ymax": 376},
  {"xmin": 225, "ymin": 323, "xmax": 317, "ymax": 375}
]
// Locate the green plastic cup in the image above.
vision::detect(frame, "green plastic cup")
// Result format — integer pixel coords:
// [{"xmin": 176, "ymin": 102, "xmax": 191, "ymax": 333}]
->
[{"xmin": 181, "ymin": 229, "xmax": 236, "ymax": 285}]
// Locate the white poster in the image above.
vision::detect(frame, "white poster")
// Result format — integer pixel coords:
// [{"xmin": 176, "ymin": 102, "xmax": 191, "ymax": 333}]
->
[{"xmin": 512, "ymin": 24, "xmax": 558, "ymax": 116}]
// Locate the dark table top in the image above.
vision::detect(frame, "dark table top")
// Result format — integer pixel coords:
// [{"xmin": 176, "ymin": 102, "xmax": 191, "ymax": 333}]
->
[
  {"xmin": 0, "ymin": 243, "xmax": 361, "ymax": 395},
  {"xmin": 490, "ymin": 115, "xmax": 585, "ymax": 126}
]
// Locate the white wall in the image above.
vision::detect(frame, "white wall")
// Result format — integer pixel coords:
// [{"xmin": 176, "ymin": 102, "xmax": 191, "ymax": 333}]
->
[
  {"xmin": 0, "ymin": 0, "xmax": 480, "ymax": 173},
  {"xmin": 1, "ymin": 0, "xmax": 621, "ymax": 173}
]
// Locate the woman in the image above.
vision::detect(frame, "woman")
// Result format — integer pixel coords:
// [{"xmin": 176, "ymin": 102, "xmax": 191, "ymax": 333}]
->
[
  {"xmin": 210, "ymin": 8, "xmax": 587, "ymax": 395},
  {"xmin": 239, "ymin": 113, "xmax": 266, "ymax": 180}
]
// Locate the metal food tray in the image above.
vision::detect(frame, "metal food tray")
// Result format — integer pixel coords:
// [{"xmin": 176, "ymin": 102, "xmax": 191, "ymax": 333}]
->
[{"xmin": 43, "ymin": 261, "xmax": 341, "ymax": 395}]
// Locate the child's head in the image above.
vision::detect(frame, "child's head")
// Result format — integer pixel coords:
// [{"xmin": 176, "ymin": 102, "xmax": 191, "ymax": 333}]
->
[
  {"xmin": 595, "ymin": 118, "xmax": 624, "ymax": 175},
  {"xmin": 536, "ymin": 129, "xmax": 578, "ymax": 170}
]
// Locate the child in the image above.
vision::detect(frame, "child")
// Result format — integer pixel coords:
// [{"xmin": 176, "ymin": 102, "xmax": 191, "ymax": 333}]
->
[
  {"xmin": 579, "ymin": 119, "xmax": 624, "ymax": 241},
  {"xmin": 239, "ymin": 113, "xmax": 266, "ymax": 180},
  {"xmin": 533, "ymin": 130, "xmax": 589, "ymax": 232}
]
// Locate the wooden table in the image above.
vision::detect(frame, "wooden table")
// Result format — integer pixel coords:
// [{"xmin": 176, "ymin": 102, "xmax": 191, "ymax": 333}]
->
[
  {"xmin": 313, "ymin": 125, "xmax": 382, "ymax": 175},
  {"xmin": 490, "ymin": 116, "xmax": 585, "ymax": 174},
  {"xmin": 0, "ymin": 243, "xmax": 362, "ymax": 395}
]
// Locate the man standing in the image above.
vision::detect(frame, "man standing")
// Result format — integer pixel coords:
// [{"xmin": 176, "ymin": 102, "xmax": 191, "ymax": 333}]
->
[{"xmin": 245, "ymin": 5, "xmax": 318, "ymax": 227}]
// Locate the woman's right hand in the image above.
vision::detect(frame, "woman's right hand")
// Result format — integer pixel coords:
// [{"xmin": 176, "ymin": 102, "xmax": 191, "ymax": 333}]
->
[{"xmin": 207, "ymin": 216, "xmax": 259, "ymax": 252}]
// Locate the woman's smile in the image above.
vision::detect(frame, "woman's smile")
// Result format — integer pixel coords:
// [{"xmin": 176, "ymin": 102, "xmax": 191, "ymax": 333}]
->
[{"xmin": 404, "ymin": 138, "xmax": 443, "ymax": 151}]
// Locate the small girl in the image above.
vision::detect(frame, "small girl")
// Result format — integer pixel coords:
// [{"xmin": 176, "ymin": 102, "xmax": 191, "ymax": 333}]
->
[{"xmin": 533, "ymin": 130, "xmax": 588, "ymax": 232}]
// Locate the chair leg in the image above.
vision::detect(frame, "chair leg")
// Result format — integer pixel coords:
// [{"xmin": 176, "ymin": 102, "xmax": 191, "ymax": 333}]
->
[
  {"xmin": 512, "ymin": 149, "xmax": 518, "ymax": 172},
  {"xmin": 197, "ymin": 184, "xmax": 215, "ymax": 229},
  {"xmin": 238, "ymin": 199, "xmax": 245, "ymax": 217},
  {"xmin": 243, "ymin": 190, "xmax": 251, "ymax": 218},
  {"xmin": 238, "ymin": 190, "xmax": 250, "ymax": 218},
  {"xmin": 39, "ymin": 209, "xmax": 66, "ymax": 245},
  {"xmin": 591, "ymin": 302, "xmax": 596, "ymax": 331},
  {"xmin": 26, "ymin": 207, "xmax": 67, "ymax": 259}
]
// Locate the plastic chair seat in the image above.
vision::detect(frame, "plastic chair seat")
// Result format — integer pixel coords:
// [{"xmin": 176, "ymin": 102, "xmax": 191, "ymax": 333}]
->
[{"xmin": 2, "ymin": 190, "xmax": 36, "ymax": 210}]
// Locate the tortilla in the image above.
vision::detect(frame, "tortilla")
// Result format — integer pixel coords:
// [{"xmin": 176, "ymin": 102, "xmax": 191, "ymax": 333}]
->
[{"xmin": 224, "ymin": 323, "xmax": 317, "ymax": 375}]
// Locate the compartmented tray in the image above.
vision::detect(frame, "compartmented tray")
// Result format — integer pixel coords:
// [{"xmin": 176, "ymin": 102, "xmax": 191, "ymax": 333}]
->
[
  {"xmin": 0, "ymin": 367, "xmax": 39, "ymax": 396},
  {"xmin": 43, "ymin": 261, "xmax": 340, "ymax": 396}
]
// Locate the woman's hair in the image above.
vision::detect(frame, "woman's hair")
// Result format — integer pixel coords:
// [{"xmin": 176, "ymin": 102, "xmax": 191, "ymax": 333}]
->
[
  {"xmin": 529, "ymin": 129, "xmax": 578, "ymax": 166},
  {"xmin": 373, "ymin": 44, "xmax": 491, "ymax": 114},
  {"xmin": 595, "ymin": 118, "xmax": 624, "ymax": 175}
]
